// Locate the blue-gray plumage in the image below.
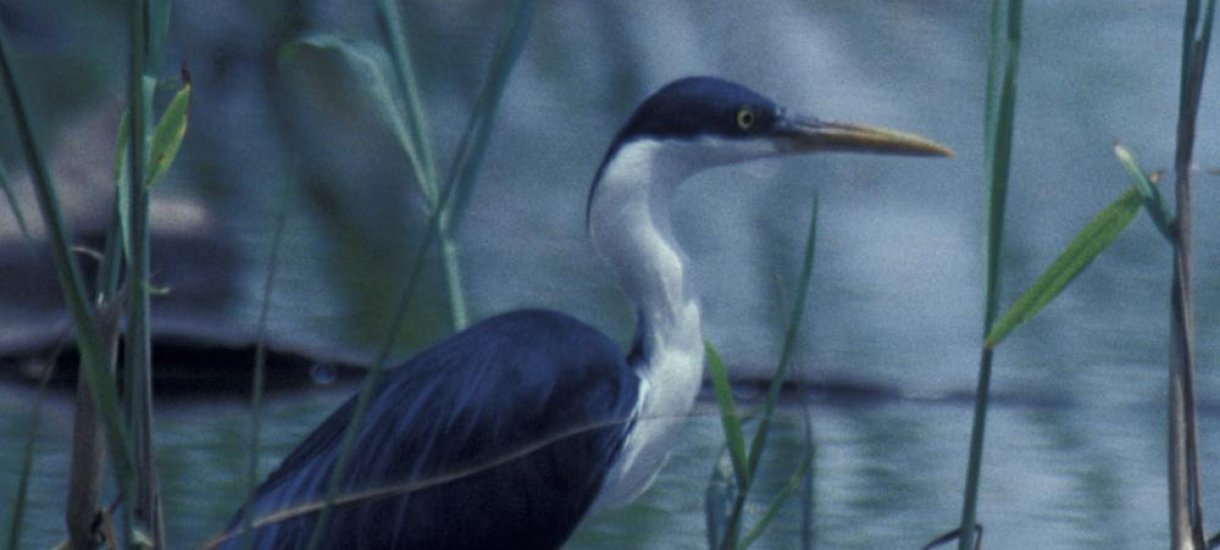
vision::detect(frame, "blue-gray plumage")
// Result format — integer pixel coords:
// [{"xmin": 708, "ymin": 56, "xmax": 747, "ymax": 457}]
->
[
  {"xmin": 220, "ymin": 310, "xmax": 635, "ymax": 549},
  {"xmin": 210, "ymin": 76, "xmax": 950, "ymax": 550}
]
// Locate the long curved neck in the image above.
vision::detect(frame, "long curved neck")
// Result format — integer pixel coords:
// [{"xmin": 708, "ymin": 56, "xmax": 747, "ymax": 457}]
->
[
  {"xmin": 585, "ymin": 138, "xmax": 714, "ymax": 510},
  {"xmin": 589, "ymin": 139, "xmax": 705, "ymax": 389}
]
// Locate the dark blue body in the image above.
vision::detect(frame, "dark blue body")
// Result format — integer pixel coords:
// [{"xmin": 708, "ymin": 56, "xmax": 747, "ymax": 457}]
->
[{"xmin": 220, "ymin": 310, "xmax": 639, "ymax": 549}]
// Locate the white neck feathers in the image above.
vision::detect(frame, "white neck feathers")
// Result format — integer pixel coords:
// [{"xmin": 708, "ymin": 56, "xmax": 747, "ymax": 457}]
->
[{"xmin": 586, "ymin": 139, "xmax": 708, "ymax": 508}]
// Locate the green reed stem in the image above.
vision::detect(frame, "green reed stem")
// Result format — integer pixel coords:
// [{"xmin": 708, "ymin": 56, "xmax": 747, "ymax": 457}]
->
[
  {"xmin": 958, "ymin": 1, "xmax": 1021, "ymax": 549},
  {"xmin": 0, "ymin": 16, "xmax": 137, "ymax": 547},
  {"xmin": 1168, "ymin": 0, "xmax": 1214, "ymax": 546},
  {"xmin": 239, "ymin": 174, "xmax": 292, "ymax": 550},
  {"xmin": 302, "ymin": 4, "xmax": 535, "ymax": 548}
]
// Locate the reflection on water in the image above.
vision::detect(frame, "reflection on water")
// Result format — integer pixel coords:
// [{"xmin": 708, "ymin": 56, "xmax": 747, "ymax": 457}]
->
[{"xmin": 2, "ymin": 0, "xmax": 1220, "ymax": 548}]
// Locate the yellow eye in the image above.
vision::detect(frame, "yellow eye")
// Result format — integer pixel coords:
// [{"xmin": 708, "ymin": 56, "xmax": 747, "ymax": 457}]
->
[{"xmin": 736, "ymin": 108, "xmax": 755, "ymax": 130}]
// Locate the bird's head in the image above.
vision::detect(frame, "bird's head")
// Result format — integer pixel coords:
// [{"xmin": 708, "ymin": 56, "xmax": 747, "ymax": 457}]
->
[{"xmin": 587, "ymin": 76, "xmax": 951, "ymax": 225}]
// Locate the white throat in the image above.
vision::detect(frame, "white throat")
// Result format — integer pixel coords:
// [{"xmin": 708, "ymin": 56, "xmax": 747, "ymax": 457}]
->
[{"xmin": 587, "ymin": 139, "xmax": 709, "ymax": 509}]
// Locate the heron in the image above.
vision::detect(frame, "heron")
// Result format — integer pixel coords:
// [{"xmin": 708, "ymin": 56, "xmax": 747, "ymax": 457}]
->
[{"xmin": 211, "ymin": 76, "xmax": 950, "ymax": 549}]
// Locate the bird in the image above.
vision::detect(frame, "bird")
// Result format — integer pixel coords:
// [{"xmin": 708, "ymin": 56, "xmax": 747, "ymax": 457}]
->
[{"xmin": 208, "ymin": 76, "xmax": 951, "ymax": 549}]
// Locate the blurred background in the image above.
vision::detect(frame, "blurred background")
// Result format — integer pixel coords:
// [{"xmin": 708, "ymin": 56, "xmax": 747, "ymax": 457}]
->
[{"xmin": 1, "ymin": 0, "xmax": 1219, "ymax": 548}]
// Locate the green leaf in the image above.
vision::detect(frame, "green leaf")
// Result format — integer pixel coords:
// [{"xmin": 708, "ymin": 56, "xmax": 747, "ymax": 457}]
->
[
  {"xmin": 984, "ymin": 186, "xmax": 1143, "ymax": 349},
  {"xmin": 145, "ymin": 82, "xmax": 190, "ymax": 187},
  {"xmin": 0, "ymin": 18, "xmax": 136, "ymax": 523},
  {"xmin": 1113, "ymin": 143, "xmax": 1174, "ymax": 241},
  {"xmin": 280, "ymin": 34, "xmax": 428, "ymax": 201},
  {"xmin": 707, "ymin": 342, "xmax": 750, "ymax": 491}
]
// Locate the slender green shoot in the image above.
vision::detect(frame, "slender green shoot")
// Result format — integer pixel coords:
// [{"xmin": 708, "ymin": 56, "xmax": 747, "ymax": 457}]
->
[
  {"xmin": 707, "ymin": 343, "xmax": 749, "ymax": 490},
  {"xmin": 302, "ymin": 4, "xmax": 535, "ymax": 548},
  {"xmin": 375, "ymin": 0, "xmax": 469, "ymax": 330},
  {"xmin": 955, "ymin": 1, "xmax": 1022, "ymax": 549},
  {"xmin": 746, "ymin": 194, "xmax": 818, "ymax": 480},
  {"xmin": 983, "ymin": 186, "xmax": 1144, "ymax": 349},
  {"xmin": 375, "ymin": 0, "xmax": 438, "ymax": 192},
  {"xmin": 123, "ymin": 0, "xmax": 166, "ymax": 543},
  {"xmin": 1168, "ymin": 0, "xmax": 1215, "ymax": 546},
  {"xmin": 437, "ymin": 0, "xmax": 534, "ymax": 234},
  {"xmin": 281, "ymin": 25, "xmax": 470, "ymax": 330},
  {"xmin": 0, "ymin": 13, "xmax": 136, "ymax": 526},
  {"xmin": 239, "ymin": 174, "xmax": 292, "ymax": 550},
  {"xmin": 714, "ymin": 193, "xmax": 818, "ymax": 550}
]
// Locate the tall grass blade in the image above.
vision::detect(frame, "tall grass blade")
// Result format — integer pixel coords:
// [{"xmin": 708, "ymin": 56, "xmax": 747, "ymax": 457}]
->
[
  {"xmin": 376, "ymin": 0, "xmax": 437, "ymax": 188},
  {"xmin": 957, "ymin": 1, "xmax": 1022, "ymax": 548},
  {"xmin": 719, "ymin": 194, "xmax": 819, "ymax": 550},
  {"xmin": 303, "ymin": 5, "xmax": 536, "ymax": 547},
  {"xmin": 0, "ymin": 13, "xmax": 136, "ymax": 521},
  {"xmin": 66, "ymin": 90, "xmax": 130, "ymax": 550},
  {"xmin": 439, "ymin": 0, "xmax": 534, "ymax": 233},
  {"xmin": 1113, "ymin": 143, "xmax": 1174, "ymax": 241},
  {"xmin": 1169, "ymin": 0, "xmax": 1215, "ymax": 546},
  {"xmin": 706, "ymin": 342, "xmax": 750, "ymax": 490},
  {"xmin": 125, "ymin": 0, "xmax": 162, "ymax": 543},
  {"xmin": 280, "ymin": 33, "xmax": 470, "ymax": 329},
  {"xmin": 983, "ymin": 187, "xmax": 1143, "ymax": 349},
  {"xmin": 744, "ymin": 194, "xmax": 817, "ymax": 479},
  {"xmin": 432, "ymin": 0, "xmax": 534, "ymax": 329},
  {"xmin": 239, "ymin": 175, "xmax": 292, "ymax": 550},
  {"xmin": 376, "ymin": 0, "xmax": 480, "ymax": 331},
  {"xmin": 66, "ymin": 297, "xmax": 124, "ymax": 550},
  {"xmin": 281, "ymin": 35, "xmax": 431, "ymax": 199}
]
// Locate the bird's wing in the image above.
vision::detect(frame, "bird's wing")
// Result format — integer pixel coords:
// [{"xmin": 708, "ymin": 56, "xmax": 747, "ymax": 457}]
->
[{"xmin": 227, "ymin": 309, "xmax": 638, "ymax": 550}]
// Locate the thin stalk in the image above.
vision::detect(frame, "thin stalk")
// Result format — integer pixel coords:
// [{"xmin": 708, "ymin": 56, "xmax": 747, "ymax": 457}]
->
[
  {"xmin": 0, "ymin": 18, "xmax": 137, "ymax": 539},
  {"xmin": 125, "ymin": 0, "xmax": 164, "ymax": 545},
  {"xmin": 239, "ymin": 174, "xmax": 291, "ymax": 550},
  {"xmin": 302, "ymin": 6, "xmax": 536, "ymax": 546},
  {"xmin": 302, "ymin": 127, "xmax": 458, "ymax": 550},
  {"xmin": 958, "ymin": 1, "xmax": 1021, "ymax": 549},
  {"xmin": 1168, "ymin": 0, "xmax": 1214, "ymax": 546},
  {"xmin": 66, "ymin": 295, "xmax": 123, "ymax": 550},
  {"xmin": 67, "ymin": 106, "xmax": 129, "ymax": 550},
  {"xmin": 433, "ymin": 0, "xmax": 534, "ymax": 329},
  {"xmin": 375, "ymin": 0, "xmax": 467, "ymax": 330},
  {"xmin": 721, "ymin": 194, "xmax": 819, "ymax": 550},
  {"xmin": 376, "ymin": 0, "xmax": 438, "ymax": 189}
]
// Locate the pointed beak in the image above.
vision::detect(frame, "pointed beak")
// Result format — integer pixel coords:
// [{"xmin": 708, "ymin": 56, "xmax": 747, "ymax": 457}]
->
[{"xmin": 774, "ymin": 113, "xmax": 953, "ymax": 157}]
